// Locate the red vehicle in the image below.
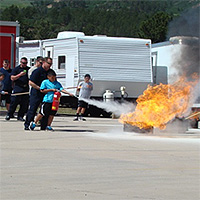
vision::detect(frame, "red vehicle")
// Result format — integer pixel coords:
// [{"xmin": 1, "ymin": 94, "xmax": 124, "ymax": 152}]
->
[{"xmin": 0, "ymin": 21, "xmax": 20, "ymax": 68}]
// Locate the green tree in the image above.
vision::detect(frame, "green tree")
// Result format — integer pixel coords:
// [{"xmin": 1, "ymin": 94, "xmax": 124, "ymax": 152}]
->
[
  {"xmin": 139, "ymin": 11, "xmax": 172, "ymax": 43},
  {"xmin": 0, "ymin": 0, "xmax": 196, "ymax": 42},
  {"xmin": 32, "ymin": 20, "xmax": 58, "ymax": 39},
  {"xmin": 0, "ymin": 5, "xmax": 20, "ymax": 21}
]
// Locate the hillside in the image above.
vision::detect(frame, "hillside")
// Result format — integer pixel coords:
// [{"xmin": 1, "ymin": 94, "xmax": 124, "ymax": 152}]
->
[
  {"xmin": 0, "ymin": 0, "xmax": 198, "ymax": 12},
  {"xmin": 0, "ymin": 0, "xmax": 34, "ymax": 8},
  {"xmin": 0, "ymin": 0, "xmax": 199, "ymax": 43}
]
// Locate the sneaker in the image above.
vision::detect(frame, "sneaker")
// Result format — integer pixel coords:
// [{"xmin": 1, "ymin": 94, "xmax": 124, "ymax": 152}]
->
[
  {"xmin": 73, "ymin": 117, "xmax": 79, "ymax": 121},
  {"xmin": 30, "ymin": 122, "xmax": 36, "ymax": 130},
  {"xmin": 24, "ymin": 126, "xmax": 30, "ymax": 130},
  {"xmin": 17, "ymin": 117, "xmax": 25, "ymax": 121},
  {"xmin": 80, "ymin": 117, "xmax": 86, "ymax": 121},
  {"xmin": 46, "ymin": 126, "xmax": 54, "ymax": 131},
  {"xmin": 5, "ymin": 115, "xmax": 10, "ymax": 120}
]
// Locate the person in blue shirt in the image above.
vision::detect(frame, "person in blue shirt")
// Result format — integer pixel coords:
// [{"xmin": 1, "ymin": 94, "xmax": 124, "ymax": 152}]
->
[
  {"xmin": 0, "ymin": 59, "xmax": 12, "ymax": 111},
  {"xmin": 30, "ymin": 69, "xmax": 73, "ymax": 131}
]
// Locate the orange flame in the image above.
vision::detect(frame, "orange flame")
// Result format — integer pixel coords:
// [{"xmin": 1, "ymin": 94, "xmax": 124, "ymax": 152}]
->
[{"xmin": 119, "ymin": 76, "xmax": 198, "ymax": 130}]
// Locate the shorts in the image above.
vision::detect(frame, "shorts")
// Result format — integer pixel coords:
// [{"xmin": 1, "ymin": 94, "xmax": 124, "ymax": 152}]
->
[
  {"xmin": 39, "ymin": 102, "xmax": 57, "ymax": 117},
  {"xmin": 1, "ymin": 93, "xmax": 11, "ymax": 104},
  {"xmin": 78, "ymin": 100, "xmax": 88, "ymax": 108}
]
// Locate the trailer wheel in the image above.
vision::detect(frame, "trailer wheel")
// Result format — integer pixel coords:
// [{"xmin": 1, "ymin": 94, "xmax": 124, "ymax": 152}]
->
[
  {"xmin": 102, "ymin": 111, "xmax": 112, "ymax": 118},
  {"xmin": 88, "ymin": 105, "xmax": 101, "ymax": 117},
  {"xmin": 84, "ymin": 108, "xmax": 89, "ymax": 117}
]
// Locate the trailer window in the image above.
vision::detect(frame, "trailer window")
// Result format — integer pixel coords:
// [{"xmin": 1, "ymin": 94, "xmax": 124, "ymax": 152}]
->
[
  {"xmin": 30, "ymin": 58, "xmax": 35, "ymax": 66},
  {"xmin": 58, "ymin": 56, "xmax": 65, "ymax": 69}
]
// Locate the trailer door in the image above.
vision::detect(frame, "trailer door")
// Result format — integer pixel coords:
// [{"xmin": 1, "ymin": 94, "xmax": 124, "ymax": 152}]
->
[{"xmin": 0, "ymin": 33, "xmax": 15, "ymax": 68}]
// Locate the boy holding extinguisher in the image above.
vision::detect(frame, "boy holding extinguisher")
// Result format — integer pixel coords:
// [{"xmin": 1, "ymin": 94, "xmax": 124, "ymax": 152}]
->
[{"xmin": 30, "ymin": 69, "xmax": 73, "ymax": 131}]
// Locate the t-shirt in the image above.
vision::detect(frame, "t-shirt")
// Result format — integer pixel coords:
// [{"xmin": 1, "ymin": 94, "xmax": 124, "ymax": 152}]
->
[
  {"xmin": 78, "ymin": 81, "xmax": 93, "ymax": 99},
  {"xmin": 0, "ymin": 68, "xmax": 12, "ymax": 91},
  {"xmin": 11, "ymin": 65, "xmax": 30, "ymax": 92},
  {"xmin": 40, "ymin": 79, "xmax": 64, "ymax": 103},
  {"xmin": 30, "ymin": 66, "xmax": 49, "ymax": 97}
]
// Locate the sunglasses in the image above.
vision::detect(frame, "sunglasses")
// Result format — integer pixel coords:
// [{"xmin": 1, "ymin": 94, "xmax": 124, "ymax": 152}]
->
[
  {"xmin": 21, "ymin": 62, "xmax": 28, "ymax": 64},
  {"xmin": 46, "ymin": 61, "xmax": 52, "ymax": 65}
]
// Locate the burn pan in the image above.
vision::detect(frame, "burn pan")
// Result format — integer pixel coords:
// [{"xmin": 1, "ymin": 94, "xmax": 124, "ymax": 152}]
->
[
  {"xmin": 123, "ymin": 123, "xmax": 153, "ymax": 134},
  {"xmin": 123, "ymin": 118, "xmax": 190, "ymax": 135}
]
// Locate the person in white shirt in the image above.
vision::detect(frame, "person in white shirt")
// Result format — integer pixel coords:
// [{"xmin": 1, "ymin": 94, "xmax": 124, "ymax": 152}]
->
[
  {"xmin": 28, "ymin": 56, "xmax": 43, "ymax": 79},
  {"xmin": 74, "ymin": 74, "xmax": 93, "ymax": 121}
]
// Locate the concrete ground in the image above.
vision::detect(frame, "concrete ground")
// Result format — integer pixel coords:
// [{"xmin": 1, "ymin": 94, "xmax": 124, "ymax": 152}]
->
[{"xmin": 0, "ymin": 115, "xmax": 200, "ymax": 200}]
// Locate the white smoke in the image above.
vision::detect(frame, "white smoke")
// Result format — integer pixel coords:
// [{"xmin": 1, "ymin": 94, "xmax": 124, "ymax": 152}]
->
[{"xmin": 81, "ymin": 98, "xmax": 136, "ymax": 116}]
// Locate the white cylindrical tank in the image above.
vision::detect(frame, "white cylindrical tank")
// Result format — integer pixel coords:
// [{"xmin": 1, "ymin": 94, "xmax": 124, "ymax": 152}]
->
[
  {"xmin": 120, "ymin": 86, "xmax": 126, "ymax": 96},
  {"xmin": 103, "ymin": 90, "xmax": 114, "ymax": 102}
]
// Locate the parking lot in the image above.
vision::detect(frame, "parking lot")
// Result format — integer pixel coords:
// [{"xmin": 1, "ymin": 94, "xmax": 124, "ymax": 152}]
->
[{"xmin": 0, "ymin": 115, "xmax": 200, "ymax": 200}]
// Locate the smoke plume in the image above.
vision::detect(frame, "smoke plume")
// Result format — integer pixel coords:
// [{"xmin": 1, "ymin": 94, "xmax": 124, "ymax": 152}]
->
[
  {"xmin": 167, "ymin": 5, "xmax": 200, "ymax": 103},
  {"xmin": 81, "ymin": 98, "xmax": 135, "ymax": 116},
  {"xmin": 167, "ymin": 5, "xmax": 200, "ymax": 39}
]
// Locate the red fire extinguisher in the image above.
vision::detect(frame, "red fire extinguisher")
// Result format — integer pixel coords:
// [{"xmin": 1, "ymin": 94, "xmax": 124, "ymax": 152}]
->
[{"xmin": 52, "ymin": 91, "xmax": 61, "ymax": 111}]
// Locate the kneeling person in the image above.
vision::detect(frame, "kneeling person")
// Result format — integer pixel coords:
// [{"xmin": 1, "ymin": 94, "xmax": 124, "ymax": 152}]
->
[{"xmin": 30, "ymin": 69, "xmax": 73, "ymax": 131}]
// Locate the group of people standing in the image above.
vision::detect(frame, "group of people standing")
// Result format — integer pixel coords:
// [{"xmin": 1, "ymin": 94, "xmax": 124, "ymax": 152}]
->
[{"xmin": 0, "ymin": 56, "xmax": 93, "ymax": 131}]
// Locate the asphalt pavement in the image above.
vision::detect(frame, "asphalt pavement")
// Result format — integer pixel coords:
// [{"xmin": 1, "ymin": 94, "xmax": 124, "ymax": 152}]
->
[{"xmin": 0, "ymin": 115, "xmax": 200, "ymax": 200}]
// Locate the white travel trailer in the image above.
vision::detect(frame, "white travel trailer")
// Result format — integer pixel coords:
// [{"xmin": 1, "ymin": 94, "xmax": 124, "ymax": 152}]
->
[
  {"xmin": 151, "ymin": 37, "xmax": 183, "ymax": 83},
  {"xmin": 19, "ymin": 31, "xmax": 152, "ymax": 116}
]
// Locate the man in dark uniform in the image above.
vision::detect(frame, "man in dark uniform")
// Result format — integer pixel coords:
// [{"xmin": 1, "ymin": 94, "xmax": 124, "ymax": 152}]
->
[
  {"xmin": 5, "ymin": 57, "xmax": 30, "ymax": 121},
  {"xmin": 0, "ymin": 59, "xmax": 13, "ymax": 111},
  {"xmin": 24, "ymin": 57, "xmax": 52, "ymax": 130}
]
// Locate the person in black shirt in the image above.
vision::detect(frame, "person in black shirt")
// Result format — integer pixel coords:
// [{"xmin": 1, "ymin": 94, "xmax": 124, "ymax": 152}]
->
[
  {"xmin": 0, "ymin": 59, "xmax": 12, "ymax": 111},
  {"xmin": 24, "ymin": 57, "xmax": 52, "ymax": 130},
  {"xmin": 5, "ymin": 57, "xmax": 30, "ymax": 121}
]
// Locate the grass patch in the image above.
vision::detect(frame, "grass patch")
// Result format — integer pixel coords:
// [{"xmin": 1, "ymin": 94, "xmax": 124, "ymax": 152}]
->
[
  {"xmin": 57, "ymin": 107, "xmax": 76, "ymax": 115},
  {"xmin": 0, "ymin": 105, "xmax": 76, "ymax": 115}
]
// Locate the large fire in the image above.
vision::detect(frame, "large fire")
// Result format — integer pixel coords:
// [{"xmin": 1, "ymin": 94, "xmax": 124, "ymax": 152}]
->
[{"xmin": 119, "ymin": 75, "xmax": 198, "ymax": 130}]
